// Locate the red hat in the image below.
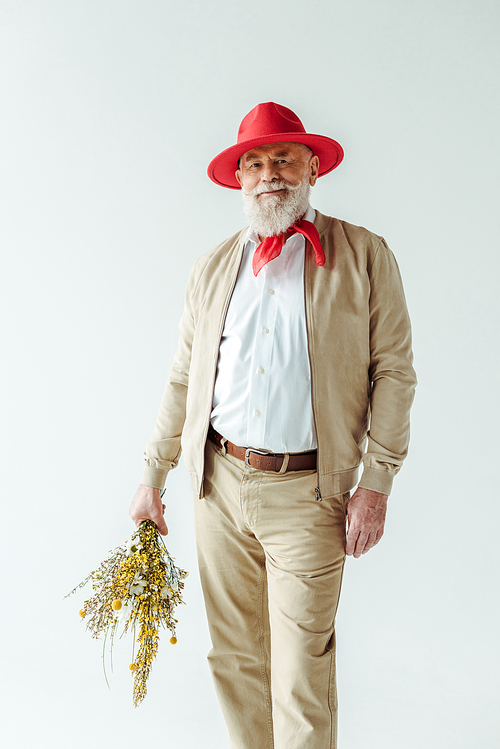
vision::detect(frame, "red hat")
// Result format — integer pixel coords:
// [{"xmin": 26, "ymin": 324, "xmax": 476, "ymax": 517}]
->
[{"xmin": 207, "ymin": 102, "xmax": 344, "ymax": 190}]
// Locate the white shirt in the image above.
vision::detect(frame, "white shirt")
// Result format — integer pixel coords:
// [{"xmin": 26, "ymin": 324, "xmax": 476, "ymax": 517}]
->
[{"xmin": 210, "ymin": 205, "xmax": 318, "ymax": 453}]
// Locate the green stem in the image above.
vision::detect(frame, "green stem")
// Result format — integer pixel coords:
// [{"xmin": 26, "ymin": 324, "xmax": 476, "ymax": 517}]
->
[{"xmin": 102, "ymin": 628, "xmax": 111, "ymax": 690}]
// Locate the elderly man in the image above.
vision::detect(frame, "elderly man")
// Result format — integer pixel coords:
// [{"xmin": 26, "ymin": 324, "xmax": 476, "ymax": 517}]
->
[{"xmin": 129, "ymin": 102, "xmax": 416, "ymax": 749}]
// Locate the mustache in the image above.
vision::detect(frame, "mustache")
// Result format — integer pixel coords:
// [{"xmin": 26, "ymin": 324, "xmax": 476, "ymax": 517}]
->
[{"xmin": 244, "ymin": 180, "xmax": 302, "ymax": 197}]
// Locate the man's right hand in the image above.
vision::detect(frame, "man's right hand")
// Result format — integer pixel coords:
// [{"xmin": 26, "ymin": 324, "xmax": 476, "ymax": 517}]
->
[{"xmin": 129, "ymin": 484, "xmax": 169, "ymax": 535}]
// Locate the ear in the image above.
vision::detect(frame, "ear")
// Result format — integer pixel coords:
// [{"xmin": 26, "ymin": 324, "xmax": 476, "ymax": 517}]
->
[
  {"xmin": 235, "ymin": 169, "xmax": 243, "ymax": 188},
  {"xmin": 308, "ymin": 155, "xmax": 320, "ymax": 187}
]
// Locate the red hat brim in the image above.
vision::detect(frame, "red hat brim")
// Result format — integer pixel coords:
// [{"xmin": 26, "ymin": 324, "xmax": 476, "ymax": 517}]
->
[{"xmin": 207, "ymin": 132, "xmax": 344, "ymax": 190}]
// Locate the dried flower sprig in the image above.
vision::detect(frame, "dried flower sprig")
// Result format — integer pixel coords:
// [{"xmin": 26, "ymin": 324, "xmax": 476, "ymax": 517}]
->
[{"xmin": 66, "ymin": 519, "xmax": 188, "ymax": 706}]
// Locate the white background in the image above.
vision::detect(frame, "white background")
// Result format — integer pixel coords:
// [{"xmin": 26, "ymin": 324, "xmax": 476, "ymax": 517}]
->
[{"xmin": 1, "ymin": 1, "xmax": 499, "ymax": 747}]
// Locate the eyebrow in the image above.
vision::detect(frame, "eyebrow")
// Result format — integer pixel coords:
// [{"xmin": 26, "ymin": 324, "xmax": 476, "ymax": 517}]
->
[{"xmin": 243, "ymin": 150, "xmax": 291, "ymax": 163}]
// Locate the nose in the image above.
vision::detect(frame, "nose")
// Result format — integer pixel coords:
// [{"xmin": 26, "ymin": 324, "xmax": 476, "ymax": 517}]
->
[{"xmin": 260, "ymin": 161, "xmax": 279, "ymax": 182}]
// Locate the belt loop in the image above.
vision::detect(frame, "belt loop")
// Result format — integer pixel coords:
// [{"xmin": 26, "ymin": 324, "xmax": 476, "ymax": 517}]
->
[
  {"xmin": 219, "ymin": 437, "xmax": 227, "ymax": 456},
  {"xmin": 278, "ymin": 453, "xmax": 290, "ymax": 474}
]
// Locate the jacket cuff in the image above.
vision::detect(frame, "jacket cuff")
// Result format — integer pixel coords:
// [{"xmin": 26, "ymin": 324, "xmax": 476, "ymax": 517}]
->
[
  {"xmin": 140, "ymin": 465, "xmax": 169, "ymax": 490},
  {"xmin": 358, "ymin": 466, "xmax": 394, "ymax": 495}
]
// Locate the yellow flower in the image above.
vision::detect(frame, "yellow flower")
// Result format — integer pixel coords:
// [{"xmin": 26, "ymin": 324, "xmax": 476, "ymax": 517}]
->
[
  {"xmin": 79, "ymin": 609, "xmax": 85, "ymax": 618},
  {"xmin": 169, "ymin": 636, "xmax": 177, "ymax": 645},
  {"xmin": 129, "ymin": 663, "xmax": 137, "ymax": 671},
  {"xmin": 111, "ymin": 599, "xmax": 122, "ymax": 611}
]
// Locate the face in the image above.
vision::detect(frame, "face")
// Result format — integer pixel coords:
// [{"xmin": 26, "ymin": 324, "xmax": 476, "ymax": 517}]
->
[
  {"xmin": 235, "ymin": 142, "xmax": 319, "ymax": 195},
  {"xmin": 236, "ymin": 143, "xmax": 320, "ymax": 237}
]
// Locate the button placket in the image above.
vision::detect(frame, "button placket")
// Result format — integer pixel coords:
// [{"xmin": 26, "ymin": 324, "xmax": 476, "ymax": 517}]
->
[{"xmin": 246, "ymin": 263, "xmax": 281, "ymax": 448}]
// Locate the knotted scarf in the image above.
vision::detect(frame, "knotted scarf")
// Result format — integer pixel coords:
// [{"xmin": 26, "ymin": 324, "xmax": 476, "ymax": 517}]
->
[{"xmin": 252, "ymin": 219, "xmax": 324, "ymax": 277}]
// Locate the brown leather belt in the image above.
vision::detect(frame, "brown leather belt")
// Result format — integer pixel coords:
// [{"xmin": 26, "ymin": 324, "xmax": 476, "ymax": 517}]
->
[{"xmin": 208, "ymin": 426, "xmax": 317, "ymax": 473}]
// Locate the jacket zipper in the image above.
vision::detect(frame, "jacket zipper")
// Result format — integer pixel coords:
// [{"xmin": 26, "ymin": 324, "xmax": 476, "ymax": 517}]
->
[{"xmin": 303, "ymin": 237, "xmax": 321, "ymax": 497}]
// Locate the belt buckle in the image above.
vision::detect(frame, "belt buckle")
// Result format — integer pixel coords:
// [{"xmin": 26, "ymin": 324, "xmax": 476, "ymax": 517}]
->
[{"xmin": 245, "ymin": 447, "xmax": 271, "ymax": 467}]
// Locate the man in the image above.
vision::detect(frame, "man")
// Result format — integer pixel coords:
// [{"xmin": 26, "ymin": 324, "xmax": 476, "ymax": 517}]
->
[{"xmin": 129, "ymin": 102, "xmax": 416, "ymax": 749}]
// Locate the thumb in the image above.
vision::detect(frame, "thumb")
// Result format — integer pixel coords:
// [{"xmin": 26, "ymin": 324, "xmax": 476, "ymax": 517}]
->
[{"xmin": 153, "ymin": 511, "xmax": 169, "ymax": 536}]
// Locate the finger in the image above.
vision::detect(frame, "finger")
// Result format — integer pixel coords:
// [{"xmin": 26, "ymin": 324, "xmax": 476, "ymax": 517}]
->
[
  {"xmin": 353, "ymin": 531, "xmax": 369, "ymax": 558},
  {"xmin": 345, "ymin": 526, "xmax": 359, "ymax": 556},
  {"xmin": 361, "ymin": 532, "xmax": 376, "ymax": 555},
  {"xmin": 372, "ymin": 528, "xmax": 384, "ymax": 547},
  {"xmin": 361, "ymin": 527, "xmax": 384, "ymax": 554}
]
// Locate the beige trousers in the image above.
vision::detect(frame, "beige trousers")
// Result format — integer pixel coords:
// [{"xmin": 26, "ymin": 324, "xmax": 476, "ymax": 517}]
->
[{"xmin": 194, "ymin": 439, "xmax": 348, "ymax": 749}]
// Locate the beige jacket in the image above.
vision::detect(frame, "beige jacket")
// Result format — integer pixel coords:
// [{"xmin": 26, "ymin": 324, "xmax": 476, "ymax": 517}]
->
[{"xmin": 141, "ymin": 211, "xmax": 417, "ymax": 498}]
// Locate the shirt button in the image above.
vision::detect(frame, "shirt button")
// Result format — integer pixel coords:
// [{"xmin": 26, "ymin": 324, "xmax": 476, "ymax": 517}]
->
[
  {"xmin": 268, "ymin": 289, "xmax": 275, "ymax": 295},
  {"xmin": 262, "ymin": 327, "xmax": 269, "ymax": 334},
  {"xmin": 254, "ymin": 410, "xmax": 261, "ymax": 417},
  {"xmin": 258, "ymin": 367, "xmax": 264, "ymax": 374}
]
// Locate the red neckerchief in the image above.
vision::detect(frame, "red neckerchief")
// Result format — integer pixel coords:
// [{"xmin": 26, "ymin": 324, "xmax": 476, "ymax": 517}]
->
[{"xmin": 252, "ymin": 219, "xmax": 324, "ymax": 277}]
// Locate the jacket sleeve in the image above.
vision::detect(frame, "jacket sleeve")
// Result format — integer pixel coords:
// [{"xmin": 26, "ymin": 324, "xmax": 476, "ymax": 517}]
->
[
  {"xmin": 140, "ymin": 259, "xmax": 200, "ymax": 489},
  {"xmin": 358, "ymin": 238, "xmax": 417, "ymax": 495}
]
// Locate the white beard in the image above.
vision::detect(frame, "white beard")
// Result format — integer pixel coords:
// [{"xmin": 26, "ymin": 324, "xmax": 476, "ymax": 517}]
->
[{"xmin": 241, "ymin": 178, "xmax": 311, "ymax": 237}]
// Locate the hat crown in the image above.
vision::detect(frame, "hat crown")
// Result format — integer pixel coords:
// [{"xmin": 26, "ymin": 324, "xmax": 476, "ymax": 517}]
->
[{"xmin": 237, "ymin": 102, "xmax": 306, "ymax": 144}]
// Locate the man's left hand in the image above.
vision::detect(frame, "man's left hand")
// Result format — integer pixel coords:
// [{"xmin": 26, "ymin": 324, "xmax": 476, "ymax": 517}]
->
[{"xmin": 345, "ymin": 487, "xmax": 388, "ymax": 558}]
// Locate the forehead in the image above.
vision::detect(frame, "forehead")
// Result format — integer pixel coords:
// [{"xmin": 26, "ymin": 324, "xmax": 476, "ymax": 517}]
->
[{"xmin": 240, "ymin": 142, "xmax": 306, "ymax": 164}]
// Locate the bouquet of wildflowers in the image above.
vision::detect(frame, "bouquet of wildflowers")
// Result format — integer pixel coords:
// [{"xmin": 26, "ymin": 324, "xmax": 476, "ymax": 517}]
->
[{"xmin": 66, "ymin": 519, "xmax": 188, "ymax": 706}]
